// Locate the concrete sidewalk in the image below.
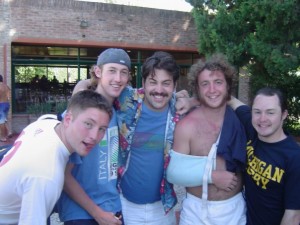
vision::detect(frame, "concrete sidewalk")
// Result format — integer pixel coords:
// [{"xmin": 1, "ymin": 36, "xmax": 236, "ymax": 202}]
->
[
  {"xmin": 0, "ymin": 133, "xmax": 19, "ymax": 147},
  {"xmin": 50, "ymin": 213, "xmax": 63, "ymax": 225}
]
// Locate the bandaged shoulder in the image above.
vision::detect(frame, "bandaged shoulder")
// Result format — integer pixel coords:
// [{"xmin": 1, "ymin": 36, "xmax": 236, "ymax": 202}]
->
[{"xmin": 166, "ymin": 150, "xmax": 213, "ymax": 187}]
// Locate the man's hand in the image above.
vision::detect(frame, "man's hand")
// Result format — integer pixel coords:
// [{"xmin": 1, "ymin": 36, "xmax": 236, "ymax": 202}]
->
[
  {"xmin": 176, "ymin": 97, "xmax": 192, "ymax": 115},
  {"xmin": 176, "ymin": 89, "xmax": 190, "ymax": 99},
  {"xmin": 175, "ymin": 90, "xmax": 190, "ymax": 115},
  {"xmin": 94, "ymin": 209, "xmax": 122, "ymax": 225},
  {"xmin": 211, "ymin": 170, "xmax": 238, "ymax": 192},
  {"xmin": 175, "ymin": 90, "xmax": 200, "ymax": 115}
]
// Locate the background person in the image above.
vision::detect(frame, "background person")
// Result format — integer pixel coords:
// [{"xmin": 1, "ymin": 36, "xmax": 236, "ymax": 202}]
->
[
  {"xmin": 0, "ymin": 75, "xmax": 11, "ymax": 142},
  {"xmin": 0, "ymin": 90, "xmax": 112, "ymax": 225}
]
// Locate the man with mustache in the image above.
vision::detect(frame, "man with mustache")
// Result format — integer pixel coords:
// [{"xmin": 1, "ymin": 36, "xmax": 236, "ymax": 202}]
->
[{"xmin": 116, "ymin": 51, "xmax": 179, "ymax": 224}]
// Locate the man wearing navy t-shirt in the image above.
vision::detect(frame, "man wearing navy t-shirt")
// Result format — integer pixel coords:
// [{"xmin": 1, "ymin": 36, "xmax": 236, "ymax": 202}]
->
[{"xmin": 229, "ymin": 87, "xmax": 300, "ymax": 225}]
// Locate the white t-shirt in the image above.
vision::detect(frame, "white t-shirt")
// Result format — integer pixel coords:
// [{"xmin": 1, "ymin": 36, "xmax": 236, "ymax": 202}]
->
[{"xmin": 0, "ymin": 119, "xmax": 70, "ymax": 225}]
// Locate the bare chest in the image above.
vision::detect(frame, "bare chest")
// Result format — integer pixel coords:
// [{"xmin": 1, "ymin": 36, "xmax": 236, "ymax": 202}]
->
[{"xmin": 190, "ymin": 121, "xmax": 221, "ymax": 156}]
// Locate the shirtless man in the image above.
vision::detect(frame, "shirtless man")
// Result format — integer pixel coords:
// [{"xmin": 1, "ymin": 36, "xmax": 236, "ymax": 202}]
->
[
  {"xmin": 0, "ymin": 75, "xmax": 11, "ymax": 142},
  {"xmin": 167, "ymin": 53, "xmax": 247, "ymax": 225}
]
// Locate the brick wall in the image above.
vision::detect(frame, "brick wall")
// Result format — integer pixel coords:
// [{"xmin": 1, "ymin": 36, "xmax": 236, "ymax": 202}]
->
[{"xmin": 8, "ymin": 0, "xmax": 198, "ymax": 50}]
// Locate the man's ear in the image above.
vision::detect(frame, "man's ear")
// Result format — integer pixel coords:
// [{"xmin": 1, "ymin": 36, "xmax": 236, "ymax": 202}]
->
[
  {"xmin": 282, "ymin": 109, "xmax": 288, "ymax": 121},
  {"xmin": 142, "ymin": 79, "xmax": 145, "ymax": 88},
  {"xmin": 95, "ymin": 66, "xmax": 102, "ymax": 78},
  {"xmin": 63, "ymin": 112, "xmax": 73, "ymax": 127}
]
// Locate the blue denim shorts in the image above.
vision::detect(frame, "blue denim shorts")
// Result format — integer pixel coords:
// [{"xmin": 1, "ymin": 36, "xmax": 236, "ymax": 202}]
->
[{"xmin": 0, "ymin": 102, "xmax": 9, "ymax": 124}]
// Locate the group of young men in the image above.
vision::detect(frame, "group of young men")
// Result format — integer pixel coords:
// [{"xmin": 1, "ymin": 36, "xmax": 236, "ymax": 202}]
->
[{"xmin": 0, "ymin": 48, "xmax": 299, "ymax": 225}]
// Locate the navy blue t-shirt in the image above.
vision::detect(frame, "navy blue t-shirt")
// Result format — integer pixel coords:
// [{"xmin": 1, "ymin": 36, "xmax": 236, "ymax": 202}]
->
[{"xmin": 236, "ymin": 105, "xmax": 300, "ymax": 225}]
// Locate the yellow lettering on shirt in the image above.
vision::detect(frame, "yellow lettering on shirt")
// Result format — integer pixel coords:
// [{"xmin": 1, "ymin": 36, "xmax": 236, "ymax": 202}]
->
[
  {"xmin": 261, "ymin": 164, "xmax": 272, "ymax": 179},
  {"xmin": 246, "ymin": 140, "xmax": 285, "ymax": 189},
  {"xmin": 272, "ymin": 167, "xmax": 285, "ymax": 183}
]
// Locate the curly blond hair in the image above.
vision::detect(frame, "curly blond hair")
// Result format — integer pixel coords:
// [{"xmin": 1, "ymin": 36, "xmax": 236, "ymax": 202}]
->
[{"xmin": 188, "ymin": 53, "xmax": 237, "ymax": 101}]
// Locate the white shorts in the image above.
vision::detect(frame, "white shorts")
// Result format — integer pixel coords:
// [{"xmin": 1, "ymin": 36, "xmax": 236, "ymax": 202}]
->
[
  {"xmin": 120, "ymin": 194, "xmax": 176, "ymax": 225},
  {"xmin": 179, "ymin": 192, "xmax": 246, "ymax": 225}
]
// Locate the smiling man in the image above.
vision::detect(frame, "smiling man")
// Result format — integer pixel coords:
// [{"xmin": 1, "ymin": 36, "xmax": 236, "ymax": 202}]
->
[
  {"xmin": 57, "ymin": 48, "xmax": 130, "ymax": 225},
  {"xmin": 167, "ymin": 53, "xmax": 247, "ymax": 225},
  {"xmin": 117, "ymin": 51, "xmax": 180, "ymax": 225},
  {"xmin": 0, "ymin": 90, "xmax": 111, "ymax": 225},
  {"xmin": 229, "ymin": 87, "xmax": 300, "ymax": 225}
]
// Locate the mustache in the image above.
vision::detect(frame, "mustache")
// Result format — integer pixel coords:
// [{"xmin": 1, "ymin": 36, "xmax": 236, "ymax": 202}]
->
[{"xmin": 150, "ymin": 92, "xmax": 168, "ymax": 97}]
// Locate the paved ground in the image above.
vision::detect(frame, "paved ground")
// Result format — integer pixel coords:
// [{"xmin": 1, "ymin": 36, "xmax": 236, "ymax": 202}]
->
[
  {"xmin": 0, "ymin": 134, "xmax": 18, "ymax": 146},
  {"xmin": 50, "ymin": 213, "xmax": 63, "ymax": 225}
]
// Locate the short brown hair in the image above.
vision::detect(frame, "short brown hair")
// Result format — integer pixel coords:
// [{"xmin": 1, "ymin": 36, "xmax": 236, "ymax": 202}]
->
[{"xmin": 67, "ymin": 90, "xmax": 112, "ymax": 119}]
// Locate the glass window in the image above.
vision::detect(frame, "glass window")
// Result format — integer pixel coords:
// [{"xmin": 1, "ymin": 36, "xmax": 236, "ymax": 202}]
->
[
  {"xmin": 11, "ymin": 44, "xmax": 200, "ymax": 113},
  {"xmin": 13, "ymin": 65, "xmax": 87, "ymax": 113}
]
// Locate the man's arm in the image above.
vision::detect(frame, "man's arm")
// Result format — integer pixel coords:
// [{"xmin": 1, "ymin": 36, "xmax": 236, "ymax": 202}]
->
[
  {"xmin": 172, "ymin": 113, "xmax": 237, "ymax": 191},
  {"xmin": 72, "ymin": 79, "xmax": 91, "ymax": 95},
  {"xmin": 227, "ymin": 96, "xmax": 245, "ymax": 110},
  {"xmin": 6, "ymin": 86, "xmax": 10, "ymax": 101},
  {"xmin": 64, "ymin": 163, "xmax": 121, "ymax": 225},
  {"xmin": 280, "ymin": 209, "xmax": 300, "ymax": 225}
]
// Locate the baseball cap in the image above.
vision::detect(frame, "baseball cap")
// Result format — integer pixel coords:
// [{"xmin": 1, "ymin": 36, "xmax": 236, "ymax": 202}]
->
[{"xmin": 97, "ymin": 48, "xmax": 131, "ymax": 70}]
